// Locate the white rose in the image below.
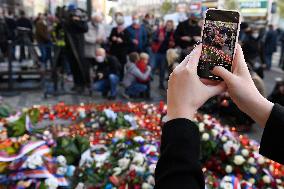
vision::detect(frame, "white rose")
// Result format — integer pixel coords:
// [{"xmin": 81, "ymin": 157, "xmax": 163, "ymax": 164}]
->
[
  {"xmin": 56, "ymin": 155, "xmax": 67, "ymax": 166},
  {"xmin": 248, "ymin": 178, "xmax": 255, "ymax": 184},
  {"xmin": 241, "ymin": 149, "xmax": 249, "ymax": 157},
  {"xmin": 233, "ymin": 155, "xmax": 245, "ymax": 165},
  {"xmin": 142, "ymin": 183, "xmax": 153, "ymax": 189},
  {"xmin": 263, "ymin": 175, "xmax": 271, "ymax": 183},
  {"xmin": 221, "ymin": 136, "xmax": 228, "ymax": 142},
  {"xmin": 223, "ymin": 141, "xmax": 240, "ymax": 155},
  {"xmin": 132, "ymin": 153, "xmax": 145, "ymax": 166},
  {"xmin": 276, "ymin": 179, "xmax": 282, "ymax": 184},
  {"xmin": 149, "ymin": 164, "xmax": 156, "ymax": 174},
  {"xmin": 113, "ymin": 167, "xmax": 122, "ymax": 176},
  {"xmin": 118, "ymin": 158, "xmax": 130, "ymax": 170},
  {"xmin": 75, "ymin": 182, "xmax": 85, "ymax": 189},
  {"xmin": 248, "ymin": 157, "xmax": 255, "ymax": 165},
  {"xmin": 249, "ymin": 167, "xmax": 257, "ymax": 174},
  {"xmin": 147, "ymin": 175, "xmax": 155, "ymax": 185},
  {"xmin": 198, "ymin": 123, "xmax": 205, "ymax": 132},
  {"xmin": 45, "ymin": 177, "xmax": 59, "ymax": 189},
  {"xmin": 133, "ymin": 136, "xmax": 145, "ymax": 143},
  {"xmin": 56, "ymin": 167, "xmax": 67, "ymax": 175},
  {"xmin": 269, "ymin": 165, "xmax": 274, "ymax": 172},
  {"xmin": 25, "ymin": 154, "xmax": 43, "ymax": 169},
  {"xmin": 202, "ymin": 133, "xmax": 210, "ymax": 141},
  {"xmin": 257, "ymin": 156, "xmax": 265, "ymax": 165},
  {"xmin": 211, "ymin": 129, "xmax": 218, "ymax": 137},
  {"xmin": 225, "ymin": 165, "xmax": 233, "ymax": 173}
]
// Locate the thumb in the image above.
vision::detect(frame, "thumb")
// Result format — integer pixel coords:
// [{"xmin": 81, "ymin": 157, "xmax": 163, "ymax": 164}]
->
[{"xmin": 211, "ymin": 66, "xmax": 235, "ymax": 84}]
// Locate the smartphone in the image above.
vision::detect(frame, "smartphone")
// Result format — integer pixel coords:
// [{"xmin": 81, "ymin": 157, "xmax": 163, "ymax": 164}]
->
[{"xmin": 197, "ymin": 9, "xmax": 240, "ymax": 80}]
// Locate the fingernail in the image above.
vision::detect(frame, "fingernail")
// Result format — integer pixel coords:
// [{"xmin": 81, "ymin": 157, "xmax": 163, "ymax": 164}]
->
[{"xmin": 196, "ymin": 41, "xmax": 201, "ymax": 45}]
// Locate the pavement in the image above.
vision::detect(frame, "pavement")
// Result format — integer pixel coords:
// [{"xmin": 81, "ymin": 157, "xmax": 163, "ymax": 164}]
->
[{"xmin": 1, "ymin": 46, "xmax": 284, "ymax": 142}]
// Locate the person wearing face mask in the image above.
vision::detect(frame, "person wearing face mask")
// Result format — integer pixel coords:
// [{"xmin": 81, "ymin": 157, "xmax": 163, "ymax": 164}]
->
[
  {"xmin": 174, "ymin": 14, "xmax": 201, "ymax": 55},
  {"xmin": 109, "ymin": 12, "xmax": 131, "ymax": 80},
  {"xmin": 92, "ymin": 48, "xmax": 121, "ymax": 100},
  {"xmin": 126, "ymin": 13, "xmax": 148, "ymax": 53},
  {"xmin": 242, "ymin": 26, "xmax": 264, "ymax": 78},
  {"xmin": 151, "ymin": 20, "xmax": 175, "ymax": 90}
]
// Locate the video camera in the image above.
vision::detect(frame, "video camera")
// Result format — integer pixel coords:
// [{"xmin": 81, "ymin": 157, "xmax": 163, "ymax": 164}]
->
[{"xmin": 57, "ymin": 6, "xmax": 88, "ymax": 22}]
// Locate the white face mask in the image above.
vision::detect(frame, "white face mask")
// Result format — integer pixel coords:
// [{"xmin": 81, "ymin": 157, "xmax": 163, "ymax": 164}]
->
[
  {"xmin": 252, "ymin": 33, "xmax": 259, "ymax": 39},
  {"xmin": 96, "ymin": 56, "xmax": 105, "ymax": 63},
  {"xmin": 116, "ymin": 16, "xmax": 124, "ymax": 25}
]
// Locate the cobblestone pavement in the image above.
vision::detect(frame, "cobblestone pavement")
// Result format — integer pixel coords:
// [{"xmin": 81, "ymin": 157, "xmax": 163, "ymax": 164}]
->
[{"xmin": 1, "ymin": 47, "xmax": 284, "ymax": 142}]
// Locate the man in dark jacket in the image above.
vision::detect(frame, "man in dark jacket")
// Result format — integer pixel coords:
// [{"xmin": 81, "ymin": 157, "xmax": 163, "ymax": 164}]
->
[
  {"xmin": 109, "ymin": 12, "xmax": 131, "ymax": 79},
  {"xmin": 5, "ymin": 10, "xmax": 16, "ymax": 42},
  {"xmin": 174, "ymin": 15, "xmax": 201, "ymax": 51},
  {"xmin": 92, "ymin": 48, "xmax": 121, "ymax": 100},
  {"xmin": 264, "ymin": 25, "xmax": 277, "ymax": 70},
  {"xmin": 126, "ymin": 13, "xmax": 148, "ymax": 53},
  {"xmin": 65, "ymin": 5, "xmax": 88, "ymax": 92},
  {"xmin": 0, "ymin": 9, "xmax": 8, "ymax": 58}
]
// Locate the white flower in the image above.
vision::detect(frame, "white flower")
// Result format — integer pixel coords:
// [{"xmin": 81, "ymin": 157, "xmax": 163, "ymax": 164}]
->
[
  {"xmin": 225, "ymin": 165, "xmax": 233, "ymax": 173},
  {"xmin": 149, "ymin": 164, "xmax": 156, "ymax": 174},
  {"xmin": 241, "ymin": 149, "xmax": 249, "ymax": 157},
  {"xmin": 24, "ymin": 154, "xmax": 43, "ymax": 169},
  {"xmin": 276, "ymin": 179, "xmax": 282, "ymax": 184},
  {"xmin": 75, "ymin": 182, "xmax": 85, "ymax": 189},
  {"xmin": 132, "ymin": 152, "xmax": 145, "ymax": 166},
  {"xmin": 130, "ymin": 164, "xmax": 145, "ymax": 173},
  {"xmin": 269, "ymin": 165, "xmax": 274, "ymax": 172},
  {"xmin": 198, "ymin": 123, "xmax": 205, "ymax": 132},
  {"xmin": 45, "ymin": 177, "xmax": 59, "ymax": 189},
  {"xmin": 124, "ymin": 115, "xmax": 137, "ymax": 128},
  {"xmin": 142, "ymin": 182, "xmax": 153, "ymax": 189},
  {"xmin": 221, "ymin": 136, "xmax": 228, "ymax": 142},
  {"xmin": 211, "ymin": 129, "xmax": 218, "ymax": 137},
  {"xmin": 118, "ymin": 158, "xmax": 130, "ymax": 170},
  {"xmin": 223, "ymin": 141, "xmax": 240, "ymax": 155},
  {"xmin": 113, "ymin": 167, "xmax": 122, "ymax": 176},
  {"xmin": 103, "ymin": 109, "xmax": 117, "ymax": 121},
  {"xmin": 56, "ymin": 167, "xmax": 67, "ymax": 175},
  {"xmin": 257, "ymin": 156, "xmax": 265, "ymax": 165},
  {"xmin": 248, "ymin": 157, "xmax": 255, "ymax": 165},
  {"xmin": 147, "ymin": 175, "xmax": 155, "ymax": 185},
  {"xmin": 263, "ymin": 175, "xmax": 271, "ymax": 183},
  {"xmin": 220, "ymin": 176, "xmax": 237, "ymax": 189},
  {"xmin": 233, "ymin": 155, "xmax": 245, "ymax": 165},
  {"xmin": 201, "ymin": 133, "xmax": 210, "ymax": 141},
  {"xmin": 248, "ymin": 178, "xmax": 255, "ymax": 184},
  {"xmin": 78, "ymin": 108, "xmax": 86, "ymax": 118},
  {"xmin": 56, "ymin": 155, "xmax": 67, "ymax": 166},
  {"xmin": 249, "ymin": 167, "xmax": 257, "ymax": 174},
  {"xmin": 133, "ymin": 136, "xmax": 145, "ymax": 143}
]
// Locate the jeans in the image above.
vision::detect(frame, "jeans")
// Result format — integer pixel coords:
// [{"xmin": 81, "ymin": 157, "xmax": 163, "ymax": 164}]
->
[
  {"xmin": 126, "ymin": 82, "xmax": 147, "ymax": 97},
  {"xmin": 152, "ymin": 53, "xmax": 166, "ymax": 86},
  {"xmin": 39, "ymin": 42, "xmax": 52, "ymax": 67},
  {"xmin": 93, "ymin": 74, "xmax": 119, "ymax": 97},
  {"xmin": 265, "ymin": 53, "xmax": 273, "ymax": 70}
]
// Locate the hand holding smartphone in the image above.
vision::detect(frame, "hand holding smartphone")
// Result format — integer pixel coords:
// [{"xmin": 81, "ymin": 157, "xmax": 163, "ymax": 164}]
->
[{"xmin": 197, "ymin": 9, "xmax": 240, "ymax": 80}]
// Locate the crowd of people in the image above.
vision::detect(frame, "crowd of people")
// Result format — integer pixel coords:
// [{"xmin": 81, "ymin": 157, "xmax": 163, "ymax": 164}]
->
[{"xmin": 0, "ymin": 5, "xmax": 284, "ymax": 117}]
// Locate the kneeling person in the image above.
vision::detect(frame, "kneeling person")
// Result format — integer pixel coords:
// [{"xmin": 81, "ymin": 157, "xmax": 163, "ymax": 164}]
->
[{"xmin": 92, "ymin": 48, "xmax": 121, "ymax": 100}]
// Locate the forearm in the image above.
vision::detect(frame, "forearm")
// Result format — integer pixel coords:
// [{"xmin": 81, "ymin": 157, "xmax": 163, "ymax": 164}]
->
[
  {"xmin": 155, "ymin": 119, "xmax": 204, "ymax": 189},
  {"xmin": 242, "ymin": 94, "xmax": 274, "ymax": 128}
]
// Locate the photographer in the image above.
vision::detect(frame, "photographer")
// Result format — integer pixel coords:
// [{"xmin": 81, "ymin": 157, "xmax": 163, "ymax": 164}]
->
[
  {"xmin": 155, "ymin": 44, "xmax": 284, "ymax": 189},
  {"xmin": 64, "ymin": 5, "xmax": 88, "ymax": 92}
]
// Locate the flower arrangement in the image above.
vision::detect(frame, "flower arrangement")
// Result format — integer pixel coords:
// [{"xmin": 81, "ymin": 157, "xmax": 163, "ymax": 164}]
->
[{"xmin": 0, "ymin": 102, "xmax": 283, "ymax": 189}]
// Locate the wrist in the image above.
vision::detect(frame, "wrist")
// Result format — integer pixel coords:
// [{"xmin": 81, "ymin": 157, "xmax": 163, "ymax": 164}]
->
[
  {"xmin": 167, "ymin": 107, "xmax": 196, "ymax": 121},
  {"xmin": 247, "ymin": 95, "xmax": 274, "ymax": 127}
]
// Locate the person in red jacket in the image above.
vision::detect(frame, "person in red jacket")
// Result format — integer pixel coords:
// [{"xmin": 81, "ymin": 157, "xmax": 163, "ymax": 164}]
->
[{"xmin": 155, "ymin": 43, "xmax": 283, "ymax": 189}]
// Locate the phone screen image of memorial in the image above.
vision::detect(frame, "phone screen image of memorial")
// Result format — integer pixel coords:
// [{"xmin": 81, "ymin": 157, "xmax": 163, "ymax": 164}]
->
[{"xmin": 198, "ymin": 10, "xmax": 239, "ymax": 80}]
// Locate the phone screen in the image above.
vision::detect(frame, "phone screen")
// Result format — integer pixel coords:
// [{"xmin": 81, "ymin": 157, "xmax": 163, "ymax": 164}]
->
[{"xmin": 198, "ymin": 9, "xmax": 240, "ymax": 80}]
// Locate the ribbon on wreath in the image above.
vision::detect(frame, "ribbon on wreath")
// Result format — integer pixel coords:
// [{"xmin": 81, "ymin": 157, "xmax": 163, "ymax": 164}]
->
[{"xmin": 0, "ymin": 141, "xmax": 48, "ymax": 162}]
